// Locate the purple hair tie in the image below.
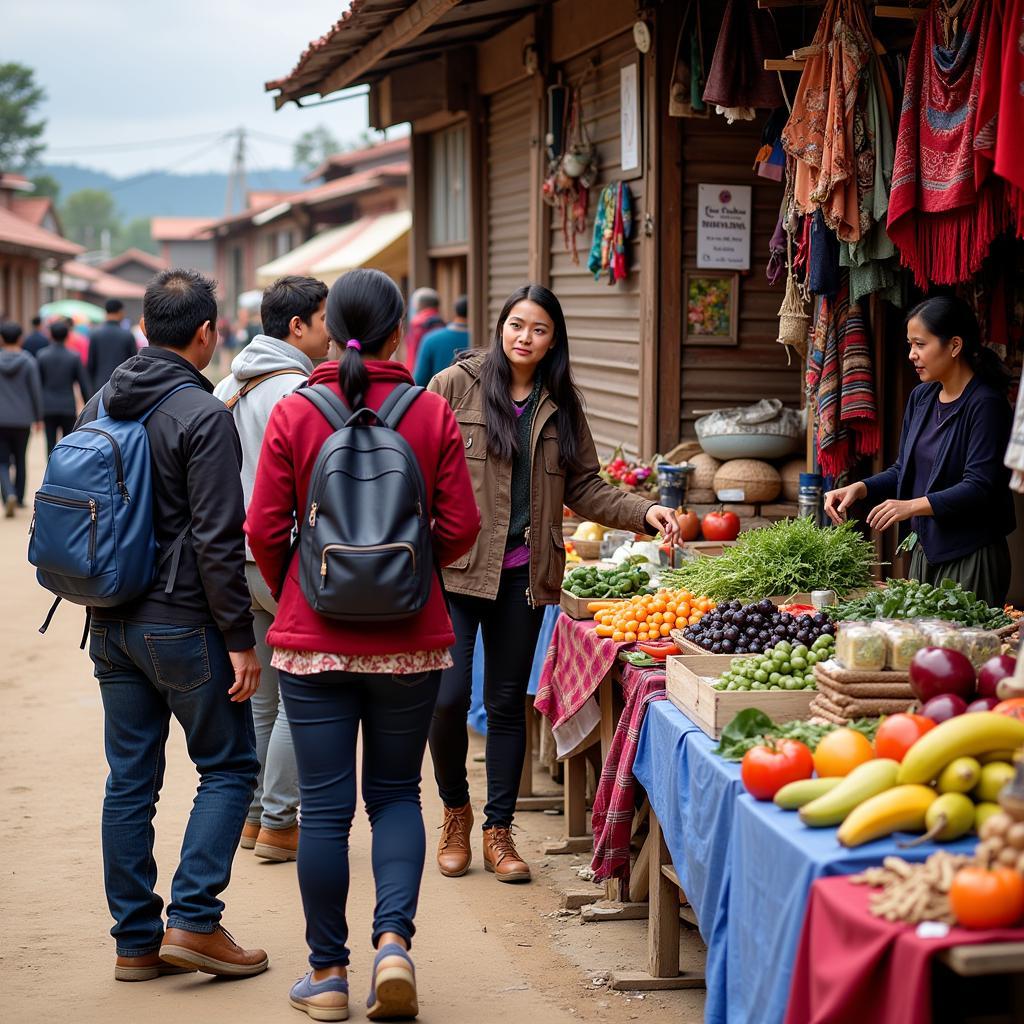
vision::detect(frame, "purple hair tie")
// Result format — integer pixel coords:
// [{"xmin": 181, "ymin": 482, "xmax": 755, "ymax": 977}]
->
[{"xmin": 346, "ymin": 338, "xmax": 361, "ymax": 351}]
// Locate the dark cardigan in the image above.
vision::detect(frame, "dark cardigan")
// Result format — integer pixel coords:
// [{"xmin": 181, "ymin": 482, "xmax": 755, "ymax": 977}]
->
[{"xmin": 861, "ymin": 378, "xmax": 1014, "ymax": 564}]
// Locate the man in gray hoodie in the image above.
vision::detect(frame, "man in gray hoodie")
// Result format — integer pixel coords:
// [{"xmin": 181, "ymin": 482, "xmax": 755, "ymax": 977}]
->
[
  {"xmin": 214, "ymin": 275, "xmax": 330, "ymax": 862},
  {"xmin": 0, "ymin": 321, "xmax": 43, "ymax": 517}
]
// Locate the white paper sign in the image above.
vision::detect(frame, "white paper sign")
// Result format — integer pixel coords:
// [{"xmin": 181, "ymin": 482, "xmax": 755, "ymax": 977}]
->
[
  {"xmin": 620, "ymin": 63, "xmax": 640, "ymax": 174},
  {"xmin": 697, "ymin": 184, "xmax": 752, "ymax": 270}
]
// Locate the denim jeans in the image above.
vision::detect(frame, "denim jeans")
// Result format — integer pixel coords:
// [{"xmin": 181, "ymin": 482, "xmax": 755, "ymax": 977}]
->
[
  {"xmin": 246, "ymin": 563, "xmax": 299, "ymax": 829},
  {"xmin": 280, "ymin": 669, "xmax": 441, "ymax": 969},
  {"xmin": 88, "ymin": 620, "xmax": 258, "ymax": 956},
  {"xmin": 0, "ymin": 426, "xmax": 29, "ymax": 503}
]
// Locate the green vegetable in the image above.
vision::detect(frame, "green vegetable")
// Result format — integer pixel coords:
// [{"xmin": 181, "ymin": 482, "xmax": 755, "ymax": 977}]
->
[
  {"xmin": 829, "ymin": 577, "xmax": 1010, "ymax": 629},
  {"xmin": 712, "ymin": 708, "xmax": 880, "ymax": 761},
  {"xmin": 563, "ymin": 565, "xmax": 653, "ymax": 599},
  {"xmin": 661, "ymin": 518, "xmax": 874, "ymax": 602},
  {"xmin": 715, "ymin": 635, "xmax": 834, "ymax": 693}
]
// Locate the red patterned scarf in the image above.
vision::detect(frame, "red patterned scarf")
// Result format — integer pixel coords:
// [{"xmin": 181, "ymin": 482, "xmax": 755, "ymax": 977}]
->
[{"xmin": 888, "ymin": 0, "xmax": 1007, "ymax": 286}]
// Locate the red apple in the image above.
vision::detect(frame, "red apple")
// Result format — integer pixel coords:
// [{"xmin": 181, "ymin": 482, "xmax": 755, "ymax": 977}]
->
[
  {"xmin": 920, "ymin": 693, "xmax": 969, "ymax": 723},
  {"xmin": 909, "ymin": 647, "xmax": 976, "ymax": 704},
  {"xmin": 977, "ymin": 655, "xmax": 1016, "ymax": 699}
]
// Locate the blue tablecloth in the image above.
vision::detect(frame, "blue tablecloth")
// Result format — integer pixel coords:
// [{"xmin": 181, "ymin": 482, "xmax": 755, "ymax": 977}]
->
[
  {"xmin": 633, "ymin": 699, "xmax": 975, "ymax": 1024},
  {"xmin": 468, "ymin": 604, "xmax": 560, "ymax": 735}
]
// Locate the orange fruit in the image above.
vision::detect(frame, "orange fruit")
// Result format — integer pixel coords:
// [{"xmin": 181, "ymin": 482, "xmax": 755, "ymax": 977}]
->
[{"xmin": 812, "ymin": 728, "xmax": 876, "ymax": 777}]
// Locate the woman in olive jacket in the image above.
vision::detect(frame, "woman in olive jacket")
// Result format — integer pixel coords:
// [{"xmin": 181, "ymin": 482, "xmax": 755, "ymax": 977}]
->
[{"xmin": 426, "ymin": 283, "xmax": 680, "ymax": 885}]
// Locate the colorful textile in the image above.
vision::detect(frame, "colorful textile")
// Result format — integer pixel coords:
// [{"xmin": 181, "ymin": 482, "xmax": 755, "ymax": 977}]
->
[
  {"xmin": 702, "ymin": 0, "xmax": 783, "ymax": 115},
  {"xmin": 271, "ymin": 647, "xmax": 453, "ymax": 675},
  {"xmin": 587, "ymin": 182, "xmax": 633, "ymax": 284},
  {"xmin": 995, "ymin": 0, "xmax": 1024, "ymax": 230},
  {"xmin": 888, "ymin": 0, "xmax": 1006, "ymax": 286},
  {"xmin": 808, "ymin": 211, "xmax": 841, "ymax": 298},
  {"xmin": 785, "ymin": 876, "xmax": 1024, "ymax": 1024},
  {"xmin": 806, "ymin": 280, "xmax": 878, "ymax": 477},
  {"xmin": 589, "ymin": 667, "xmax": 666, "ymax": 883},
  {"xmin": 782, "ymin": 0, "xmax": 874, "ymax": 243}
]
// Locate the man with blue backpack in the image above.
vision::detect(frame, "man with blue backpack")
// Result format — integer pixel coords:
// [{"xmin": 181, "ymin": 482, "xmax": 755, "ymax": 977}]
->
[{"xmin": 31, "ymin": 268, "xmax": 268, "ymax": 982}]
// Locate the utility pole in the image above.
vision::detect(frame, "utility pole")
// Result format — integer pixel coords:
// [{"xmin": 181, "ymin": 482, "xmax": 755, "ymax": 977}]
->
[{"xmin": 224, "ymin": 127, "xmax": 247, "ymax": 215}]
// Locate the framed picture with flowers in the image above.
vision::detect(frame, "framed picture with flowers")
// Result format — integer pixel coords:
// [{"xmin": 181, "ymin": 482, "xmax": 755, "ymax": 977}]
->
[{"xmin": 682, "ymin": 271, "xmax": 739, "ymax": 347}]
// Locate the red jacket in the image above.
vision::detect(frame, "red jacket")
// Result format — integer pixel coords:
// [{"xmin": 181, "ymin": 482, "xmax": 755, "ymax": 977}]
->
[
  {"xmin": 403, "ymin": 307, "xmax": 443, "ymax": 370},
  {"xmin": 246, "ymin": 360, "xmax": 480, "ymax": 655}
]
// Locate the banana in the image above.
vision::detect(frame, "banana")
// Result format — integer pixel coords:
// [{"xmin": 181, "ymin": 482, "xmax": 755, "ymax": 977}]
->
[
  {"xmin": 897, "ymin": 713, "xmax": 1024, "ymax": 786},
  {"xmin": 799, "ymin": 759, "xmax": 900, "ymax": 827},
  {"xmin": 837, "ymin": 785, "xmax": 937, "ymax": 847},
  {"xmin": 774, "ymin": 777, "xmax": 843, "ymax": 811}
]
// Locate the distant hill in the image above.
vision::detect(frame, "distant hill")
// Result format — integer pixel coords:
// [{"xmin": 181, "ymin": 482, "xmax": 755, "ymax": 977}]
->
[{"xmin": 35, "ymin": 163, "xmax": 307, "ymax": 220}]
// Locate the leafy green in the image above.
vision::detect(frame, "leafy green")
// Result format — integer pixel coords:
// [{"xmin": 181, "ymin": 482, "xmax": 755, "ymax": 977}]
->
[
  {"xmin": 661, "ymin": 518, "xmax": 875, "ymax": 602},
  {"xmin": 712, "ymin": 711, "xmax": 881, "ymax": 761},
  {"xmin": 829, "ymin": 577, "xmax": 1010, "ymax": 628}
]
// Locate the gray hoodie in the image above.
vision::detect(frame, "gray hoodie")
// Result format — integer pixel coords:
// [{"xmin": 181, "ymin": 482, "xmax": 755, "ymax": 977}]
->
[
  {"xmin": 0, "ymin": 348, "xmax": 43, "ymax": 428},
  {"xmin": 214, "ymin": 333, "xmax": 312, "ymax": 559}
]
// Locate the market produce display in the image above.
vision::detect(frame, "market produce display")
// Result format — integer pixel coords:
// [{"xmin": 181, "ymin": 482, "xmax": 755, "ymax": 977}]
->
[
  {"xmin": 682, "ymin": 598, "xmax": 836, "ymax": 655},
  {"xmin": 850, "ymin": 852, "xmax": 974, "ymax": 925},
  {"xmin": 740, "ymin": 739, "xmax": 814, "ymax": 801},
  {"xmin": 714, "ymin": 636, "xmax": 834, "ymax": 692},
  {"xmin": 598, "ymin": 447, "xmax": 657, "ymax": 496},
  {"xmin": 830, "ymin": 577, "xmax": 1012, "ymax": 629},
  {"xmin": 661, "ymin": 517, "xmax": 875, "ymax": 602},
  {"xmin": 562, "ymin": 564, "xmax": 652, "ymax": 600},
  {"xmin": 712, "ymin": 709, "xmax": 879, "ymax": 762},
  {"xmin": 593, "ymin": 589, "xmax": 714, "ymax": 643}
]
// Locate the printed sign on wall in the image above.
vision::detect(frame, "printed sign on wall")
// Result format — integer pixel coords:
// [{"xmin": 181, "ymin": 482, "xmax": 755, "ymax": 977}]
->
[{"xmin": 697, "ymin": 184, "xmax": 752, "ymax": 270}]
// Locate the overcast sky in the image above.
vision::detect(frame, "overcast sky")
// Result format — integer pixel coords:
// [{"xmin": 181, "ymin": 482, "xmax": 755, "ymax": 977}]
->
[{"xmin": 9, "ymin": 0, "xmax": 376, "ymax": 177}]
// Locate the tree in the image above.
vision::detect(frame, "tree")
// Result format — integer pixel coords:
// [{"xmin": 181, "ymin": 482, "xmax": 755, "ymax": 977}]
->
[
  {"xmin": 293, "ymin": 124, "xmax": 341, "ymax": 170},
  {"xmin": 0, "ymin": 63, "xmax": 46, "ymax": 171},
  {"xmin": 61, "ymin": 188, "xmax": 119, "ymax": 250},
  {"xmin": 30, "ymin": 174, "xmax": 60, "ymax": 202},
  {"xmin": 115, "ymin": 216, "xmax": 159, "ymax": 256}
]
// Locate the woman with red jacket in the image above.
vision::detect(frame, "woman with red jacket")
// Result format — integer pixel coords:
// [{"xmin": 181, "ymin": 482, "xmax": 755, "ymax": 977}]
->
[{"xmin": 247, "ymin": 268, "xmax": 480, "ymax": 1023}]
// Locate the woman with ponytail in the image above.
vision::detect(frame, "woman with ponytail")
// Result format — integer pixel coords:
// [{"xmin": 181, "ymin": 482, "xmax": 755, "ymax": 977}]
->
[
  {"xmin": 825, "ymin": 295, "xmax": 1014, "ymax": 605},
  {"xmin": 425, "ymin": 284, "xmax": 681, "ymax": 886},
  {"xmin": 247, "ymin": 269, "xmax": 480, "ymax": 1021}
]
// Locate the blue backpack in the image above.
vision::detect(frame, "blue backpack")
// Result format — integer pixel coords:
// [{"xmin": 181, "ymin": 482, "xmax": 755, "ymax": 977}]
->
[{"xmin": 28, "ymin": 383, "xmax": 199, "ymax": 643}]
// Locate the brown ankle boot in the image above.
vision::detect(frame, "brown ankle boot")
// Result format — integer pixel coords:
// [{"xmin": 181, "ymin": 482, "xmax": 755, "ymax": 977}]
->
[
  {"xmin": 482, "ymin": 826, "xmax": 531, "ymax": 883},
  {"xmin": 240, "ymin": 820, "xmax": 260, "ymax": 850},
  {"xmin": 437, "ymin": 802, "xmax": 474, "ymax": 877},
  {"xmin": 114, "ymin": 951, "xmax": 196, "ymax": 982},
  {"xmin": 254, "ymin": 823, "xmax": 299, "ymax": 862},
  {"xmin": 159, "ymin": 925, "xmax": 268, "ymax": 977}
]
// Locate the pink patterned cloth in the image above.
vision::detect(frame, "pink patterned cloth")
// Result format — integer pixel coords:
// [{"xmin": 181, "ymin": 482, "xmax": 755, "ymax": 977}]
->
[
  {"xmin": 271, "ymin": 648, "xmax": 453, "ymax": 676},
  {"xmin": 590, "ymin": 666, "xmax": 666, "ymax": 883},
  {"xmin": 534, "ymin": 615, "xmax": 622, "ymax": 730}
]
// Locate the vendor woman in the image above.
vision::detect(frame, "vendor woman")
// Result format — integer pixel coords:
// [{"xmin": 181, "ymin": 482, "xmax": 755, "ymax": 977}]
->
[{"xmin": 824, "ymin": 295, "xmax": 1014, "ymax": 607}]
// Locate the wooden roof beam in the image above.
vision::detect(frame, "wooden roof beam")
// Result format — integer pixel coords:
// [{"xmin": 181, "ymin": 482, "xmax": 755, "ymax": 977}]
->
[{"xmin": 313, "ymin": 0, "xmax": 462, "ymax": 103}]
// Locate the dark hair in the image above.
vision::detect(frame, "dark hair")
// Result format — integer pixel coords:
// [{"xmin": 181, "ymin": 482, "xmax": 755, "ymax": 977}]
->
[
  {"xmin": 260, "ymin": 275, "xmax": 329, "ymax": 342},
  {"xmin": 31, "ymin": 316, "xmax": 41, "ymax": 327},
  {"xmin": 454, "ymin": 294, "xmax": 468, "ymax": 319},
  {"xmin": 0, "ymin": 321, "xmax": 23, "ymax": 344},
  {"xmin": 49, "ymin": 321, "xmax": 69, "ymax": 342},
  {"xmin": 105, "ymin": 299, "xmax": 124, "ymax": 315},
  {"xmin": 906, "ymin": 295, "xmax": 1010, "ymax": 394},
  {"xmin": 143, "ymin": 268, "xmax": 218, "ymax": 349},
  {"xmin": 326, "ymin": 268, "xmax": 405, "ymax": 408},
  {"xmin": 481, "ymin": 284, "xmax": 585, "ymax": 472}
]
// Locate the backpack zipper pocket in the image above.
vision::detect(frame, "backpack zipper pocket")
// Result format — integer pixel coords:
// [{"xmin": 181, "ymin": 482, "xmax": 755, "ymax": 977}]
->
[
  {"xmin": 319, "ymin": 542, "xmax": 417, "ymax": 583},
  {"xmin": 79, "ymin": 427, "xmax": 130, "ymax": 503},
  {"xmin": 33, "ymin": 493, "xmax": 98, "ymax": 561}
]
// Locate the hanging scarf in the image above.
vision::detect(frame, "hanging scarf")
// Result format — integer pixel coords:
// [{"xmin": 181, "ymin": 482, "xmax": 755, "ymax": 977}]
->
[
  {"xmin": 806, "ymin": 279, "xmax": 878, "ymax": 476},
  {"xmin": 587, "ymin": 183, "xmax": 633, "ymax": 284},
  {"xmin": 888, "ymin": 0, "xmax": 1007, "ymax": 286},
  {"xmin": 782, "ymin": 0, "xmax": 874, "ymax": 243},
  {"xmin": 994, "ymin": 0, "xmax": 1024, "ymax": 232}
]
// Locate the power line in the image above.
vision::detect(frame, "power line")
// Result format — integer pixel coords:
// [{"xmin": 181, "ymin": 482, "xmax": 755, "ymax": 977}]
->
[
  {"xmin": 45, "ymin": 131, "xmax": 228, "ymax": 155},
  {"xmin": 107, "ymin": 133, "xmax": 234, "ymax": 194}
]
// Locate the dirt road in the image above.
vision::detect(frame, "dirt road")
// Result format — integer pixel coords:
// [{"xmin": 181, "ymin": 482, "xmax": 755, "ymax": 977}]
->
[{"xmin": 1, "ymin": 433, "xmax": 704, "ymax": 1023}]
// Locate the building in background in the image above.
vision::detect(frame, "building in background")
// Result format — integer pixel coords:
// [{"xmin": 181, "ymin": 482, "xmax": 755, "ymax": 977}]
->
[
  {"xmin": 98, "ymin": 247, "xmax": 169, "ymax": 288},
  {"xmin": 57, "ymin": 259, "xmax": 147, "ymax": 323},
  {"xmin": 150, "ymin": 216, "xmax": 217, "ymax": 276}
]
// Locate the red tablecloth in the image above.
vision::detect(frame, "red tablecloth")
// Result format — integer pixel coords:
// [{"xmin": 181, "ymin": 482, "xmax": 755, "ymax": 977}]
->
[
  {"xmin": 785, "ymin": 875, "xmax": 1024, "ymax": 1024},
  {"xmin": 534, "ymin": 614, "xmax": 620, "ymax": 729}
]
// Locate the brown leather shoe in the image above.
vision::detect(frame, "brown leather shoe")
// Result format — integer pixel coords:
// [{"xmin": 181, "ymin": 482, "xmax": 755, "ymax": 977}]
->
[
  {"xmin": 254, "ymin": 823, "xmax": 299, "ymax": 862},
  {"xmin": 482, "ymin": 826, "xmax": 531, "ymax": 883},
  {"xmin": 159, "ymin": 925, "xmax": 268, "ymax": 977},
  {"xmin": 240, "ymin": 820, "xmax": 260, "ymax": 850},
  {"xmin": 115, "ymin": 951, "xmax": 196, "ymax": 982},
  {"xmin": 437, "ymin": 802, "xmax": 474, "ymax": 877}
]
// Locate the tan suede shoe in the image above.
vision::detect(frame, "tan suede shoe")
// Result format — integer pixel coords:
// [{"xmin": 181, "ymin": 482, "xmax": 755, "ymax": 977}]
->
[
  {"xmin": 482, "ymin": 826, "xmax": 531, "ymax": 883},
  {"xmin": 240, "ymin": 820, "xmax": 260, "ymax": 850},
  {"xmin": 114, "ymin": 951, "xmax": 196, "ymax": 982},
  {"xmin": 437, "ymin": 802, "xmax": 474, "ymax": 877},
  {"xmin": 159, "ymin": 925, "xmax": 268, "ymax": 977},
  {"xmin": 254, "ymin": 823, "xmax": 299, "ymax": 862}
]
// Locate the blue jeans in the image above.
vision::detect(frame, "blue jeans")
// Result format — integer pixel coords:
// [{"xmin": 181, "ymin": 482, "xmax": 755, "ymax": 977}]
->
[
  {"xmin": 88, "ymin": 620, "xmax": 258, "ymax": 956},
  {"xmin": 280, "ymin": 669, "xmax": 441, "ymax": 969}
]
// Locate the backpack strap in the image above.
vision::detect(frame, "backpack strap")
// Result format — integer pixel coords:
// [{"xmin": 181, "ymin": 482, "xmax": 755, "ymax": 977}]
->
[
  {"xmin": 139, "ymin": 382, "xmax": 203, "ymax": 423},
  {"xmin": 376, "ymin": 383, "xmax": 425, "ymax": 431},
  {"xmin": 296, "ymin": 384, "xmax": 353, "ymax": 431},
  {"xmin": 224, "ymin": 369, "xmax": 304, "ymax": 410},
  {"xmin": 158, "ymin": 523, "xmax": 193, "ymax": 595}
]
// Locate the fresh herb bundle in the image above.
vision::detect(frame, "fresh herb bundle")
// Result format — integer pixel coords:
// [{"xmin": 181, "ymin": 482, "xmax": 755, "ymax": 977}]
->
[
  {"xmin": 662, "ymin": 518, "xmax": 874, "ymax": 602},
  {"xmin": 712, "ymin": 708, "xmax": 880, "ymax": 762},
  {"xmin": 829, "ymin": 577, "xmax": 1011, "ymax": 629}
]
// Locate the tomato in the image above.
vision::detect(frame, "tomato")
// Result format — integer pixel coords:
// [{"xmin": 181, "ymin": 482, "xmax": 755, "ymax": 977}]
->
[
  {"xmin": 701, "ymin": 510, "xmax": 741, "ymax": 542},
  {"xmin": 813, "ymin": 728, "xmax": 876, "ymax": 777},
  {"xmin": 676, "ymin": 508, "xmax": 701, "ymax": 542},
  {"xmin": 949, "ymin": 866, "xmax": 1024, "ymax": 929},
  {"xmin": 873, "ymin": 713, "xmax": 936, "ymax": 762},
  {"xmin": 740, "ymin": 739, "xmax": 814, "ymax": 801},
  {"xmin": 993, "ymin": 698, "xmax": 1024, "ymax": 721}
]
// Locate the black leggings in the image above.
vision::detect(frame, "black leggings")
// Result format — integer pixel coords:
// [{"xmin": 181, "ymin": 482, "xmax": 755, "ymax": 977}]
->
[
  {"xmin": 0, "ymin": 426, "xmax": 29, "ymax": 504},
  {"xmin": 429, "ymin": 564, "xmax": 545, "ymax": 829}
]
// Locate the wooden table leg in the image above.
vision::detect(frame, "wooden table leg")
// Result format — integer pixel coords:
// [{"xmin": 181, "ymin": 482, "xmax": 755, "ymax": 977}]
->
[
  {"xmin": 516, "ymin": 699, "xmax": 562, "ymax": 813},
  {"xmin": 542, "ymin": 748, "xmax": 593, "ymax": 854}
]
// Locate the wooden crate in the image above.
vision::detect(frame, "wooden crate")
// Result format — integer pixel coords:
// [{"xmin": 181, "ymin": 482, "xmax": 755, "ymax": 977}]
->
[
  {"xmin": 683, "ymin": 540, "xmax": 739, "ymax": 558},
  {"xmin": 559, "ymin": 590, "xmax": 626, "ymax": 620},
  {"xmin": 666, "ymin": 654, "xmax": 816, "ymax": 739}
]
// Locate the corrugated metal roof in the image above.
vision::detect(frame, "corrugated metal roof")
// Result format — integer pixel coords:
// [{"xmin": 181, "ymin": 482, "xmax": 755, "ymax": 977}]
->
[{"xmin": 304, "ymin": 136, "xmax": 410, "ymax": 182}]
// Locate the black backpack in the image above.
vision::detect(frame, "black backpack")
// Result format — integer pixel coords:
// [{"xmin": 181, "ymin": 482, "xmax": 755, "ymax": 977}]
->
[{"xmin": 296, "ymin": 382, "xmax": 433, "ymax": 622}]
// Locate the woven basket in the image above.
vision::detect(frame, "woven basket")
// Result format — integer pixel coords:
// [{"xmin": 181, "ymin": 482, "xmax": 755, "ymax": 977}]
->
[
  {"xmin": 780, "ymin": 458, "xmax": 806, "ymax": 502},
  {"xmin": 814, "ymin": 660, "xmax": 911, "ymax": 688},
  {"xmin": 713, "ymin": 459, "xmax": 782, "ymax": 504},
  {"xmin": 570, "ymin": 538, "xmax": 603, "ymax": 560},
  {"xmin": 689, "ymin": 453, "xmax": 721, "ymax": 494}
]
